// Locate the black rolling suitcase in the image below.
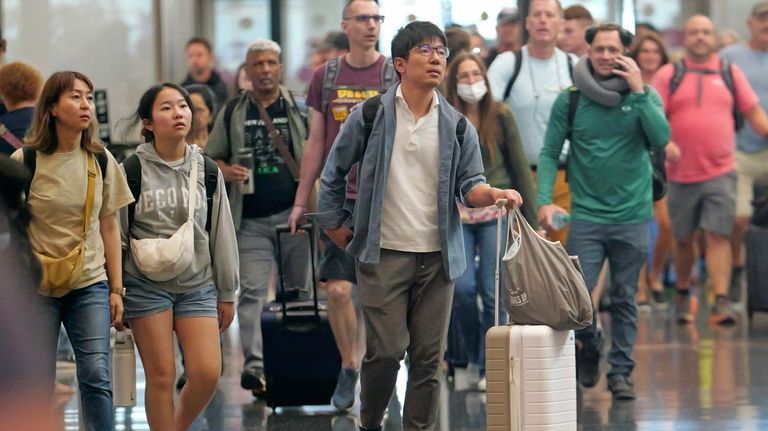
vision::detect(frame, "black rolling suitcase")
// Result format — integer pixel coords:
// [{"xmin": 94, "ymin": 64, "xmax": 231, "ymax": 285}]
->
[
  {"xmin": 746, "ymin": 180, "xmax": 768, "ymax": 322},
  {"xmin": 261, "ymin": 224, "xmax": 341, "ymax": 409}
]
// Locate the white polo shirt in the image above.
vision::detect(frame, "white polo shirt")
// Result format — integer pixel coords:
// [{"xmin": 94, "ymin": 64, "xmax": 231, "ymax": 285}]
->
[{"xmin": 380, "ymin": 84, "xmax": 441, "ymax": 252}]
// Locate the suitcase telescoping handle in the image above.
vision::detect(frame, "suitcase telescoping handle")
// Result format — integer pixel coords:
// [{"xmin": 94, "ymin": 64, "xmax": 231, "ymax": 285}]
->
[
  {"xmin": 275, "ymin": 223, "xmax": 320, "ymax": 321},
  {"xmin": 494, "ymin": 199, "xmax": 507, "ymax": 327}
]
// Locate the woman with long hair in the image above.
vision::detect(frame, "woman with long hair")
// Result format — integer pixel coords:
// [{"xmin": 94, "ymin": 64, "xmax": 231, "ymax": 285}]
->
[
  {"xmin": 11, "ymin": 71, "xmax": 134, "ymax": 430},
  {"xmin": 630, "ymin": 33, "xmax": 673, "ymax": 307},
  {"xmin": 119, "ymin": 82, "xmax": 238, "ymax": 430},
  {"xmin": 443, "ymin": 52, "xmax": 536, "ymax": 389}
]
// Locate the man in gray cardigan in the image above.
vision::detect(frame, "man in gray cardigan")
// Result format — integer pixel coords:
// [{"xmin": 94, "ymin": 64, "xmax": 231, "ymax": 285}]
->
[
  {"xmin": 316, "ymin": 21, "xmax": 522, "ymax": 431},
  {"xmin": 207, "ymin": 39, "xmax": 308, "ymax": 399}
]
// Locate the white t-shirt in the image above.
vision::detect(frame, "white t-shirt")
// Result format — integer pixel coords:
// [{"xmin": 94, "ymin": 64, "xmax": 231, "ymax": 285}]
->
[
  {"xmin": 379, "ymin": 85, "xmax": 441, "ymax": 252},
  {"xmin": 488, "ymin": 46, "xmax": 575, "ymax": 165}
]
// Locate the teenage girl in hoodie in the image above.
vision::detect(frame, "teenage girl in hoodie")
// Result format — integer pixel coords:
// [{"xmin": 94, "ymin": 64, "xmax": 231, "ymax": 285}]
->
[{"xmin": 119, "ymin": 83, "xmax": 239, "ymax": 431}]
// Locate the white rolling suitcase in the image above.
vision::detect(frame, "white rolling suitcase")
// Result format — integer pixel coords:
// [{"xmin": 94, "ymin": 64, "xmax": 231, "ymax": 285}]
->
[{"xmin": 485, "ymin": 200, "xmax": 578, "ymax": 431}]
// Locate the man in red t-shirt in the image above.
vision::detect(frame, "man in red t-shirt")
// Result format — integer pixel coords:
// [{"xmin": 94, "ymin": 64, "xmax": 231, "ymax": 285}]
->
[
  {"xmin": 288, "ymin": 0, "xmax": 397, "ymax": 411},
  {"xmin": 653, "ymin": 15, "xmax": 768, "ymax": 326}
]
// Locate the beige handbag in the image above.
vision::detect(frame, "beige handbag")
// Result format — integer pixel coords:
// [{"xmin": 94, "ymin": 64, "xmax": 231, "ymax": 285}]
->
[
  {"xmin": 501, "ymin": 206, "xmax": 593, "ymax": 330},
  {"xmin": 129, "ymin": 158, "xmax": 198, "ymax": 282},
  {"xmin": 35, "ymin": 154, "xmax": 97, "ymax": 296}
]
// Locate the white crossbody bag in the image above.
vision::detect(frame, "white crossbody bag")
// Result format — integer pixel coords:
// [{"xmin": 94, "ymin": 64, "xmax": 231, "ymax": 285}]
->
[{"xmin": 130, "ymin": 158, "xmax": 198, "ymax": 281}]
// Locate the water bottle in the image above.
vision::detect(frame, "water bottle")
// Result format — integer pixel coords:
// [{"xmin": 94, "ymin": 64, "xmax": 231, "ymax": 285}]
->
[
  {"xmin": 237, "ymin": 148, "xmax": 255, "ymax": 195},
  {"xmin": 112, "ymin": 330, "xmax": 136, "ymax": 407},
  {"xmin": 551, "ymin": 211, "xmax": 571, "ymax": 230}
]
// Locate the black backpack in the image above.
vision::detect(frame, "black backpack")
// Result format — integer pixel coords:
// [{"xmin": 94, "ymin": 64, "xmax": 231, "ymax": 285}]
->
[
  {"xmin": 502, "ymin": 50, "xmax": 575, "ymax": 101},
  {"xmin": 122, "ymin": 154, "xmax": 219, "ymax": 232},
  {"xmin": 667, "ymin": 58, "xmax": 743, "ymax": 130},
  {"xmin": 360, "ymin": 94, "xmax": 467, "ymax": 149},
  {"xmin": 22, "ymin": 146, "xmax": 108, "ymax": 201},
  {"xmin": 566, "ymin": 88, "xmax": 667, "ymax": 201}
]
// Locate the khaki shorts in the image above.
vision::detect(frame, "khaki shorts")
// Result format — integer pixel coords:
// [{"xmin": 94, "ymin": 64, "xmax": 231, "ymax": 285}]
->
[
  {"xmin": 667, "ymin": 171, "xmax": 737, "ymax": 240},
  {"xmin": 736, "ymin": 149, "xmax": 768, "ymax": 217}
]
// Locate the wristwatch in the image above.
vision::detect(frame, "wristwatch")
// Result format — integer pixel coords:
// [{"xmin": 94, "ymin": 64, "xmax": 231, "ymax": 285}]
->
[{"xmin": 110, "ymin": 286, "xmax": 126, "ymax": 297}]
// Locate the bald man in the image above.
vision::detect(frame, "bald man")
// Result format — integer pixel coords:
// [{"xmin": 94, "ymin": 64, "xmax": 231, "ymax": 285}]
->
[{"xmin": 653, "ymin": 15, "xmax": 768, "ymax": 326}]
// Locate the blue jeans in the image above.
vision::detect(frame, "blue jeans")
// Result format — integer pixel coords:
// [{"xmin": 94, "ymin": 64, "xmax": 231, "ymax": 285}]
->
[
  {"xmin": 451, "ymin": 219, "xmax": 503, "ymax": 366},
  {"xmin": 37, "ymin": 281, "xmax": 114, "ymax": 430},
  {"xmin": 566, "ymin": 220, "xmax": 648, "ymax": 380}
]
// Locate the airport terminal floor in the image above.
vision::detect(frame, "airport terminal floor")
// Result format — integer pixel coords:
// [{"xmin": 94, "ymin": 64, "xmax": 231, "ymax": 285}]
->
[{"xmin": 54, "ymin": 293, "xmax": 768, "ymax": 431}]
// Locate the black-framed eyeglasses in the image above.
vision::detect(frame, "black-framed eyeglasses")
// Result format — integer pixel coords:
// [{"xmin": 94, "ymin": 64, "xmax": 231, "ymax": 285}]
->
[
  {"xmin": 343, "ymin": 14, "xmax": 385, "ymax": 23},
  {"xmin": 412, "ymin": 44, "xmax": 450, "ymax": 59}
]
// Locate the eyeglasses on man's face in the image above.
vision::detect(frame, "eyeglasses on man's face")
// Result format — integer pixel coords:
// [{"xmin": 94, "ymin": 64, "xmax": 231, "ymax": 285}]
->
[
  {"xmin": 412, "ymin": 44, "xmax": 450, "ymax": 59},
  {"xmin": 343, "ymin": 14, "xmax": 385, "ymax": 23}
]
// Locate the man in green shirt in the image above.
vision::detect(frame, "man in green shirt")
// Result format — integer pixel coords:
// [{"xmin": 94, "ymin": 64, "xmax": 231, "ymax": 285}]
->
[{"xmin": 536, "ymin": 23, "xmax": 670, "ymax": 401}]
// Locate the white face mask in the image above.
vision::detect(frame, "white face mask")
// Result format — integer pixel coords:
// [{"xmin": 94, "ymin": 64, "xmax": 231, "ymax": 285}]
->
[{"xmin": 457, "ymin": 80, "xmax": 488, "ymax": 104}]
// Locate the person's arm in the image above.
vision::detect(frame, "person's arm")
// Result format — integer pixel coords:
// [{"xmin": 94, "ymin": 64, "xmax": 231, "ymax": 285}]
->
[
  {"xmin": 316, "ymin": 107, "xmax": 366, "ymax": 247},
  {"xmin": 536, "ymin": 91, "xmax": 570, "ymax": 230},
  {"xmin": 498, "ymin": 107, "xmax": 538, "ymax": 227},
  {"xmin": 208, "ymin": 169, "xmax": 238, "ymax": 332},
  {"xmin": 635, "ymin": 88, "xmax": 671, "ymax": 150},
  {"xmin": 456, "ymin": 120, "xmax": 522, "ymax": 210},
  {"xmin": 206, "ymin": 101, "xmax": 249, "ymax": 184},
  {"xmin": 100, "ymin": 213, "xmax": 124, "ymax": 330},
  {"xmin": 288, "ymin": 108, "xmax": 326, "ymax": 232},
  {"xmin": 744, "ymin": 105, "xmax": 768, "ymax": 138}
]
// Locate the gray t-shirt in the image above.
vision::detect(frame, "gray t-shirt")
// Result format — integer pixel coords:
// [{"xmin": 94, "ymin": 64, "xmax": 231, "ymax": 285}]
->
[
  {"xmin": 720, "ymin": 42, "xmax": 768, "ymax": 153},
  {"xmin": 488, "ymin": 46, "xmax": 575, "ymax": 165}
]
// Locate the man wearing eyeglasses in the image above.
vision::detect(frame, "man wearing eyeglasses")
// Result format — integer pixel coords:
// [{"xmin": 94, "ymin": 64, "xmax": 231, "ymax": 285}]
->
[
  {"xmin": 289, "ymin": 0, "xmax": 397, "ymax": 412},
  {"xmin": 316, "ymin": 21, "xmax": 523, "ymax": 431}
]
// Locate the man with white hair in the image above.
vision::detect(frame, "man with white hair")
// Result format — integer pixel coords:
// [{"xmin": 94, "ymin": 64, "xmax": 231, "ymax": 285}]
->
[{"xmin": 207, "ymin": 39, "xmax": 309, "ymax": 398}]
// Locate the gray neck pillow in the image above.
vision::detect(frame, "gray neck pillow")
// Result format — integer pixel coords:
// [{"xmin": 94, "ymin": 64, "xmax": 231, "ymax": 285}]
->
[{"xmin": 573, "ymin": 56, "xmax": 630, "ymax": 107}]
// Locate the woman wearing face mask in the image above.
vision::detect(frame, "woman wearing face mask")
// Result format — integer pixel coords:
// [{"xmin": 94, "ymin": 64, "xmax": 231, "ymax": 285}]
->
[
  {"xmin": 119, "ymin": 83, "xmax": 238, "ymax": 430},
  {"xmin": 443, "ymin": 53, "xmax": 536, "ymax": 390}
]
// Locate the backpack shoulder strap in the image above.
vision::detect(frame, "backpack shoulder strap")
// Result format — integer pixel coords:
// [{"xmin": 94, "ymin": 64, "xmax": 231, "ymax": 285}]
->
[
  {"xmin": 95, "ymin": 151, "xmax": 108, "ymax": 181},
  {"xmin": 22, "ymin": 146, "xmax": 36, "ymax": 201},
  {"xmin": 222, "ymin": 97, "xmax": 239, "ymax": 146},
  {"xmin": 566, "ymin": 88, "xmax": 580, "ymax": 141},
  {"xmin": 320, "ymin": 56, "xmax": 341, "ymax": 114},
  {"xmin": 203, "ymin": 155, "xmax": 219, "ymax": 232},
  {"xmin": 362, "ymin": 94, "xmax": 382, "ymax": 146},
  {"xmin": 381, "ymin": 58, "xmax": 396, "ymax": 89},
  {"xmin": 720, "ymin": 59, "xmax": 744, "ymax": 131},
  {"xmin": 122, "ymin": 154, "xmax": 142, "ymax": 228},
  {"xmin": 456, "ymin": 117, "xmax": 467, "ymax": 146},
  {"xmin": 502, "ymin": 50, "xmax": 523, "ymax": 101},
  {"xmin": 669, "ymin": 59, "xmax": 686, "ymax": 97},
  {"xmin": 566, "ymin": 53, "xmax": 574, "ymax": 81}
]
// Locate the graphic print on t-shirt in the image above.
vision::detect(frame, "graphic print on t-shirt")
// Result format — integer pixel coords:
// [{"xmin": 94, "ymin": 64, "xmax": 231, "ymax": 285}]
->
[
  {"xmin": 241, "ymin": 98, "xmax": 297, "ymax": 218},
  {"xmin": 330, "ymin": 87, "xmax": 381, "ymax": 122}
]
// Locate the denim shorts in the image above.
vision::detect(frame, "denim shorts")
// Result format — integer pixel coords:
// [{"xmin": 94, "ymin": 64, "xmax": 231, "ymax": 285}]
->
[{"xmin": 123, "ymin": 273, "xmax": 218, "ymax": 320}]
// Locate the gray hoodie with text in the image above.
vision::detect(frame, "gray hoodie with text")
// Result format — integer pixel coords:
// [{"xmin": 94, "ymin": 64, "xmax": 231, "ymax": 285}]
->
[{"xmin": 119, "ymin": 143, "xmax": 239, "ymax": 301}]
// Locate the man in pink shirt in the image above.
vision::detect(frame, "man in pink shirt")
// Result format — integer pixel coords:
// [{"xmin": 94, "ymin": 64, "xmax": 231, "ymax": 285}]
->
[{"xmin": 653, "ymin": 15, "xmax": 768, "ymax": 325}]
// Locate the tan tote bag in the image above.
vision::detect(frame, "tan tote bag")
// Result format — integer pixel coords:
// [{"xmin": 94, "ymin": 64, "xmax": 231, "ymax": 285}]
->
[{"xmin": 501, "ymin": 206, "xmax": 593, "ymax": 330}]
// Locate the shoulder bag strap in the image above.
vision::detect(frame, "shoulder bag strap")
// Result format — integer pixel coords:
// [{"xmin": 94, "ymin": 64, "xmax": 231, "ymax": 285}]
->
[
  {"xmin": 0, "ymin": 123, "xmax": 24, "ymax": 150},
  {"xmin": 255, "ymin": 102, "xmax": 301, "ymax": 181},
  {"xmin": 81, "ymin": 153, "xmax": 98, "ymax": 242},
  {"xmin": 187, "ymin": 154, "xmax": 199, "ymax": 223}
]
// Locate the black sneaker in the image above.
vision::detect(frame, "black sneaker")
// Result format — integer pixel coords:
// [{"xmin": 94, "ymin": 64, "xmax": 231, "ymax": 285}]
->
[
  {"xmin": 576, "ymin": 331, "xmax": 603, "ymax": 388},
  {"xmin": 241, "ymin": 371, "xmax": 267, "ymax": 399},
  {"xmin": 608, "ymin": 375, "xmax": 636, "ymax": 400}
]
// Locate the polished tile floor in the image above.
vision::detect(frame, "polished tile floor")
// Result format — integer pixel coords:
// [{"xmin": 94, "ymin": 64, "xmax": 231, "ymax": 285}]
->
[{"xmin": 55, "ymin": 299, "xmax": 768, "ymax": 430}]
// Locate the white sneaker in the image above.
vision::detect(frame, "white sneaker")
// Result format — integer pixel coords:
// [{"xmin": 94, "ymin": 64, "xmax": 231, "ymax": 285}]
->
[{"xmin": 477, "ymin": 377, "xmax": 486, "ymax": 392}]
